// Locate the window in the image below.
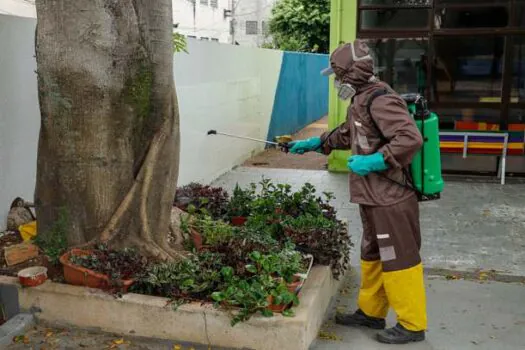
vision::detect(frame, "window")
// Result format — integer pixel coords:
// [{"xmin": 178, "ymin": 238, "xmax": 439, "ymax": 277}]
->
[
  {"xmin": 187, "ymin": 35, "xmax": 197, "ymax": 39},
  {"xmin": 360, "ymin": 0, "xmax": 432, "ymax": 6},
  {"xmin": 509, "ymin": 108, "xmax": 525, "ymax": 123},
  {"xmin": 436, "ymin": 0, "xmax": 508, "ymax": 4},
  {"xmin": 431, "ymin": 36, "xmax": 505, "ymax": 104},
  {"xmin": 511, "ymin": 36, "xmax": 525, "ymax": 103},
  {"xmin": 211, "ymin": 38, "xmax": 219, "ymax": 42},
  {"xmin": 210, "ymin": 0, "xmax": 218, "ymax": 8},
  {"xmin": 435, "ymin": 107, "xmax": 502, "ymax": 125},
  {"xmin": 246, "ymin": 21, "xmax": 258, "ymax": 35},
  {"xmin": 434, "ymin": 6, "xmax": 509, "ymax": 29},
  {"xmin": 515, "ymin": 2, "xmax": 525, "ymax": 27},
  {"xmin": 200, "ymin": 0, "xmax": 208, "ymax": 5},
  {"xmin": 367, "ymin": 38, "xmax": 429, "ymax": 94},
  {"xmin": 200, "ymin": 37, "xmax": 209, "ymax": 40},
  {"xmin": 360, "ymin": 9, "xmax": 430, "ymax": 30},
  {"xmin": 262, "ymin": 21, "xmax": 269, "ymax": 35}
]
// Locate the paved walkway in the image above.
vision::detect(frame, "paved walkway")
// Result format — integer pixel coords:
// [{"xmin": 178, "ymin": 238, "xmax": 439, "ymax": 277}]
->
[
  {"xmin": 242, "ymin": 117, "xmax": 328, "ymax": 170},
  {"xmin": 312, "ymin": 273, "xmax": 525, "ymax": 350}
]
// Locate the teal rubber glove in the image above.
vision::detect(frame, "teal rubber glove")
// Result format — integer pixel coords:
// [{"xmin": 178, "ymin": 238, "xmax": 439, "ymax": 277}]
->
[
  {"xmin": 289, "ymin": 137, "xmax": 322, "ymax": 154},
  {"xmin": 347, "ymin": 153, "xmax": 388, "ymax": 176}
]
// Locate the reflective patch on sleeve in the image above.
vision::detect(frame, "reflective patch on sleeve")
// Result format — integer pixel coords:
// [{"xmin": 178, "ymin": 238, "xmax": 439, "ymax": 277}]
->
[
  {"xmin": 357, "ymin": 133, "xmax": 371, "ymax": 150},
  {"xmin": 377, "ymin": 234, "xmax": 390, "ymax": 239},
  {"xmin": 379, "ymin": 246, "xmax": 397, "ymax": 262}
]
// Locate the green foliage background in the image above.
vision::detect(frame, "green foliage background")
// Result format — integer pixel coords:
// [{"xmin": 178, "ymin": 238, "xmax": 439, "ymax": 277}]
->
[{"xmin": 265, "ymin": 0, "xmax": 330, "ymax": 53}]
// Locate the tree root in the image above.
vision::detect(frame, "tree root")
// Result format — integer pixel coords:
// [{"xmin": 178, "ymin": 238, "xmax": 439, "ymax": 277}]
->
[{"xmin": 74, "ymin": 116, "xmax": 182, "ymax": 263}]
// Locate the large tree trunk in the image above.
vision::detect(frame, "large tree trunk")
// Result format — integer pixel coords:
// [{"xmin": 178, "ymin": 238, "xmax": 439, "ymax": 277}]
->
[{"xmin": 34, "ymin": 0, "xmax": 182, "ymax": 260}]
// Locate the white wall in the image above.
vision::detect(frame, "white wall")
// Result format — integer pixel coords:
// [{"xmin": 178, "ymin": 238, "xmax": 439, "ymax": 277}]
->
[
  {"xmin": 0, "ymin": 0, "xmax": 36, "ymax": 18},
  {"xmin": 0, "ymin": 14, "xmax": 284, "ymax": 228},
  {"xmin": 175, "ymin": 38, "xmax": 282, "ymax": 185},
  {"xmin": 173, "ymin": 0, "xmax": 232, "ymax": 43},
  {"xmin": 0, "ymin": 14, "xmax": 39, "ymax": 229}
]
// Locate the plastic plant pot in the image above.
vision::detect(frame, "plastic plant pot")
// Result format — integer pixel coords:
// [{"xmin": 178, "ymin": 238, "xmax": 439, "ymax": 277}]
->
[
  {"xmin": 18, "ymin": 266, "xmax": 48, "ymax": 287},
  {"xmin": 231, "ymin": 216, "xmax": 247, "ymax": 226},
  {"xmin": 59, "ymin": 249, "xmax": 134, "ymax": 292}
]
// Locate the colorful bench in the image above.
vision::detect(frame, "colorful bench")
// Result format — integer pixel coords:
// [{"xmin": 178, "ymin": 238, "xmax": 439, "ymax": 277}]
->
[{"xmin": 439, "ymin": 123, "xmax": 525, "ymax": 185}]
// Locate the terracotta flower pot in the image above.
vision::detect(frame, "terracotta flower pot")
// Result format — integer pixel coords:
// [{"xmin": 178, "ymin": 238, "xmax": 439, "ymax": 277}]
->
[
  {"xmin": 231, "ymin": 216, "xmax": 247, "ymax": 226},
  {"xmin": 190, "ymin": 228, "xmax": 203, "ymax": 250},
  {"xmin": 59, "ymin": 249, "xmax": 134, "ymax": 292},
  {"xmin": 267, "ymin": 296, "xmax": 287, "ymax": 313},
  {"xmin": 18, "ymin": 266, "xmax": 47, "ymax": 287},
  {"xmin": 287, "ymin": 280, "xmax": 302, "ymax": 294}
]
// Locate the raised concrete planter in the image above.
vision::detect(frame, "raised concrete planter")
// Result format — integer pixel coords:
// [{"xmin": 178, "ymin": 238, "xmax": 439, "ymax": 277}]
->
[{"xmin": 0, "ymin": 265, "xmax": 342, "ymax": 350}]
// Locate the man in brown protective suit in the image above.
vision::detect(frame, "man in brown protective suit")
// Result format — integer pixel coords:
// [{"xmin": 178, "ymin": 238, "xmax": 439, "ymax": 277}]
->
[{"xmin": 288, "ymin": 39, "xmax": 426, "ymax": 344}]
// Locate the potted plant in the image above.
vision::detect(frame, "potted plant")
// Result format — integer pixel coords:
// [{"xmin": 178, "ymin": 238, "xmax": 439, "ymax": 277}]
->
[
  {"xmin": 59, "ymin": 244, "xmax": 148, "ymax": 292},
  {"xmin": 211, "ymin": 266, "xmax": 298, "ymax": 325},
  {"xmin": 283, "ymin": 215, "xmax": 352, "ymax": 281},
  {"xmin": 174, "ymin": 183, "xmax": 229, "ymax": 220},
  {"xmin": 227, "ymin": 184, "xmax": 255, "ymax": 226},
  {"xmin": 131, "ymin": 252, "xmax": 224, "ymax": 301},
  {"xmin": 245, "ymin": 249, "xmax": 309, "ymax": 296},
  {"xmin": 267, "ymin": 281, "xmax": 300, "ymax": 314},
  {"xmin": 190, "ymin": 215, "xmax": 234, "ymax": 250}
]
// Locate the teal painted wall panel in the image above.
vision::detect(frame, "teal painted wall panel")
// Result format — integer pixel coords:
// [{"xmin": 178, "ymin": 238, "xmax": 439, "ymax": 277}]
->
[{"xmin": 267, "ymin": 52, "xmax": 329, "ymax": 142}]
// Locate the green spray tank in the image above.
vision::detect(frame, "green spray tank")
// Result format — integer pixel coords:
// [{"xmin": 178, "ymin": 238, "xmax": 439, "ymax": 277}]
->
[{"xmin": 401, "ymin": 93, "xmax": 444, "ymax": 200}]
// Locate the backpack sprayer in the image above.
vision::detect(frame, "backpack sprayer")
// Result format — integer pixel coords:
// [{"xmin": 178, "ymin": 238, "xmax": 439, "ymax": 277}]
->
[{"xmin": 402, "ymin": 93, "xmax": 444, "ymax": 201}]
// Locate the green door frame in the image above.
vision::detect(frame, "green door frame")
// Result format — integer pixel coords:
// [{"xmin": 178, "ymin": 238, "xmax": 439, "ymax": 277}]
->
[{"xmin": 327, "ymin": 0, "xmax": 357, "ymax": 172}]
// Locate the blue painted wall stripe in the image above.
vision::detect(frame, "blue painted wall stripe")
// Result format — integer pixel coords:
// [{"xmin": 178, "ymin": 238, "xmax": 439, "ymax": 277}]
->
[{"xmin": 266, "ymin": 52, "xmax": 329, "ymax": 142}]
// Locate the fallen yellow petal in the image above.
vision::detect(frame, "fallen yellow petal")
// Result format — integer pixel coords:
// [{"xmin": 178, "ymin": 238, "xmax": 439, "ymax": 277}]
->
[{"xmin": 113, "ymin": 338, "xmax": 125, "ymax": 345}]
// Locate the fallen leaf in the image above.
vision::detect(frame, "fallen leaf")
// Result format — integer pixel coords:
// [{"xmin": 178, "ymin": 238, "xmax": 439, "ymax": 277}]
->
[
  {"xmin": 45, "ymin": 332, "xmax": 54, "ymax": 338},
  {"xmin": 13, "ymin": 335, "xmax": 30, "ymax": 344},
  {"xmin": 318, "ymin": 330, "xmax": 341, "ymax": 341},
  {"xmin": 113, "ymin": 339, "xmax": 125, "ymax": 345},
  {"xmin": 173, "ymin": 345, "xmax": 182, "ymax": 350},
  {"xmin": 446, "ymin": 274, "xmax": 459, "ymax": 280}
]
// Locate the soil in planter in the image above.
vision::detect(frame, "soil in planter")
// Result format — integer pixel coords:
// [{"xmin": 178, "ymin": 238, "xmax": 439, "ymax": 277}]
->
[{"xmin": 0, "ymin": 232, "xmax": 64, "ymax": 282}]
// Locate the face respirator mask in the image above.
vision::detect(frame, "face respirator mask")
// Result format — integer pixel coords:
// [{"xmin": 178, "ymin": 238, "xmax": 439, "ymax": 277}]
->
[{"xmin": 334, "ymin": 80, "xmax": 356, "ymax": 101}]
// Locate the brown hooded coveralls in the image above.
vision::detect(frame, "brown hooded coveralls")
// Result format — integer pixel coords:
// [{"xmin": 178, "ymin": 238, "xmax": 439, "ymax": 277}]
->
[{"xmin": 320, "ymin": 40, "xmax": 427, "ymax": 332}]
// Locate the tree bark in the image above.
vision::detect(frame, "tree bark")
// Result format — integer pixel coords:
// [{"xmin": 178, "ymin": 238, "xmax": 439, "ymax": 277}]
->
[{"xmin": 34, "ymin": 0, "xmax": 182, "ymax": 260}]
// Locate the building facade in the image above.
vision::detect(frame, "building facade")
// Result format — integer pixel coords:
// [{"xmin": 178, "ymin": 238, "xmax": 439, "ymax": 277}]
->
[
  {"xmin": 173, "ymin": 0, "xmax": 232, "ymax": 43},
  {"xmin": 231, "ymin": 0, "xmax": 277, "ymax": 47}
]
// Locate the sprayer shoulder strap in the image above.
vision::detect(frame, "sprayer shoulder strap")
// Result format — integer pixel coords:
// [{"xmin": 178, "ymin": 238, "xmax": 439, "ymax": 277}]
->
[
  {"xmin": 366, "ymin": 88, "xmax": 390, "ymax": 141},
  {"xmin": 366, "ymin": 88, "xmax": 423, "ymax": 199}
]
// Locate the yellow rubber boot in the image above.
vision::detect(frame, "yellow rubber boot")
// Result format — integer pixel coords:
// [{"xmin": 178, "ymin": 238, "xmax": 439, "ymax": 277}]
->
[
  {"xmin": 358, "ymin": 260, "xmax": 389, "ymax": 319},
  {"xmin": 383, "ymin": 263, "xmax": 427, "ymax": 331}
]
